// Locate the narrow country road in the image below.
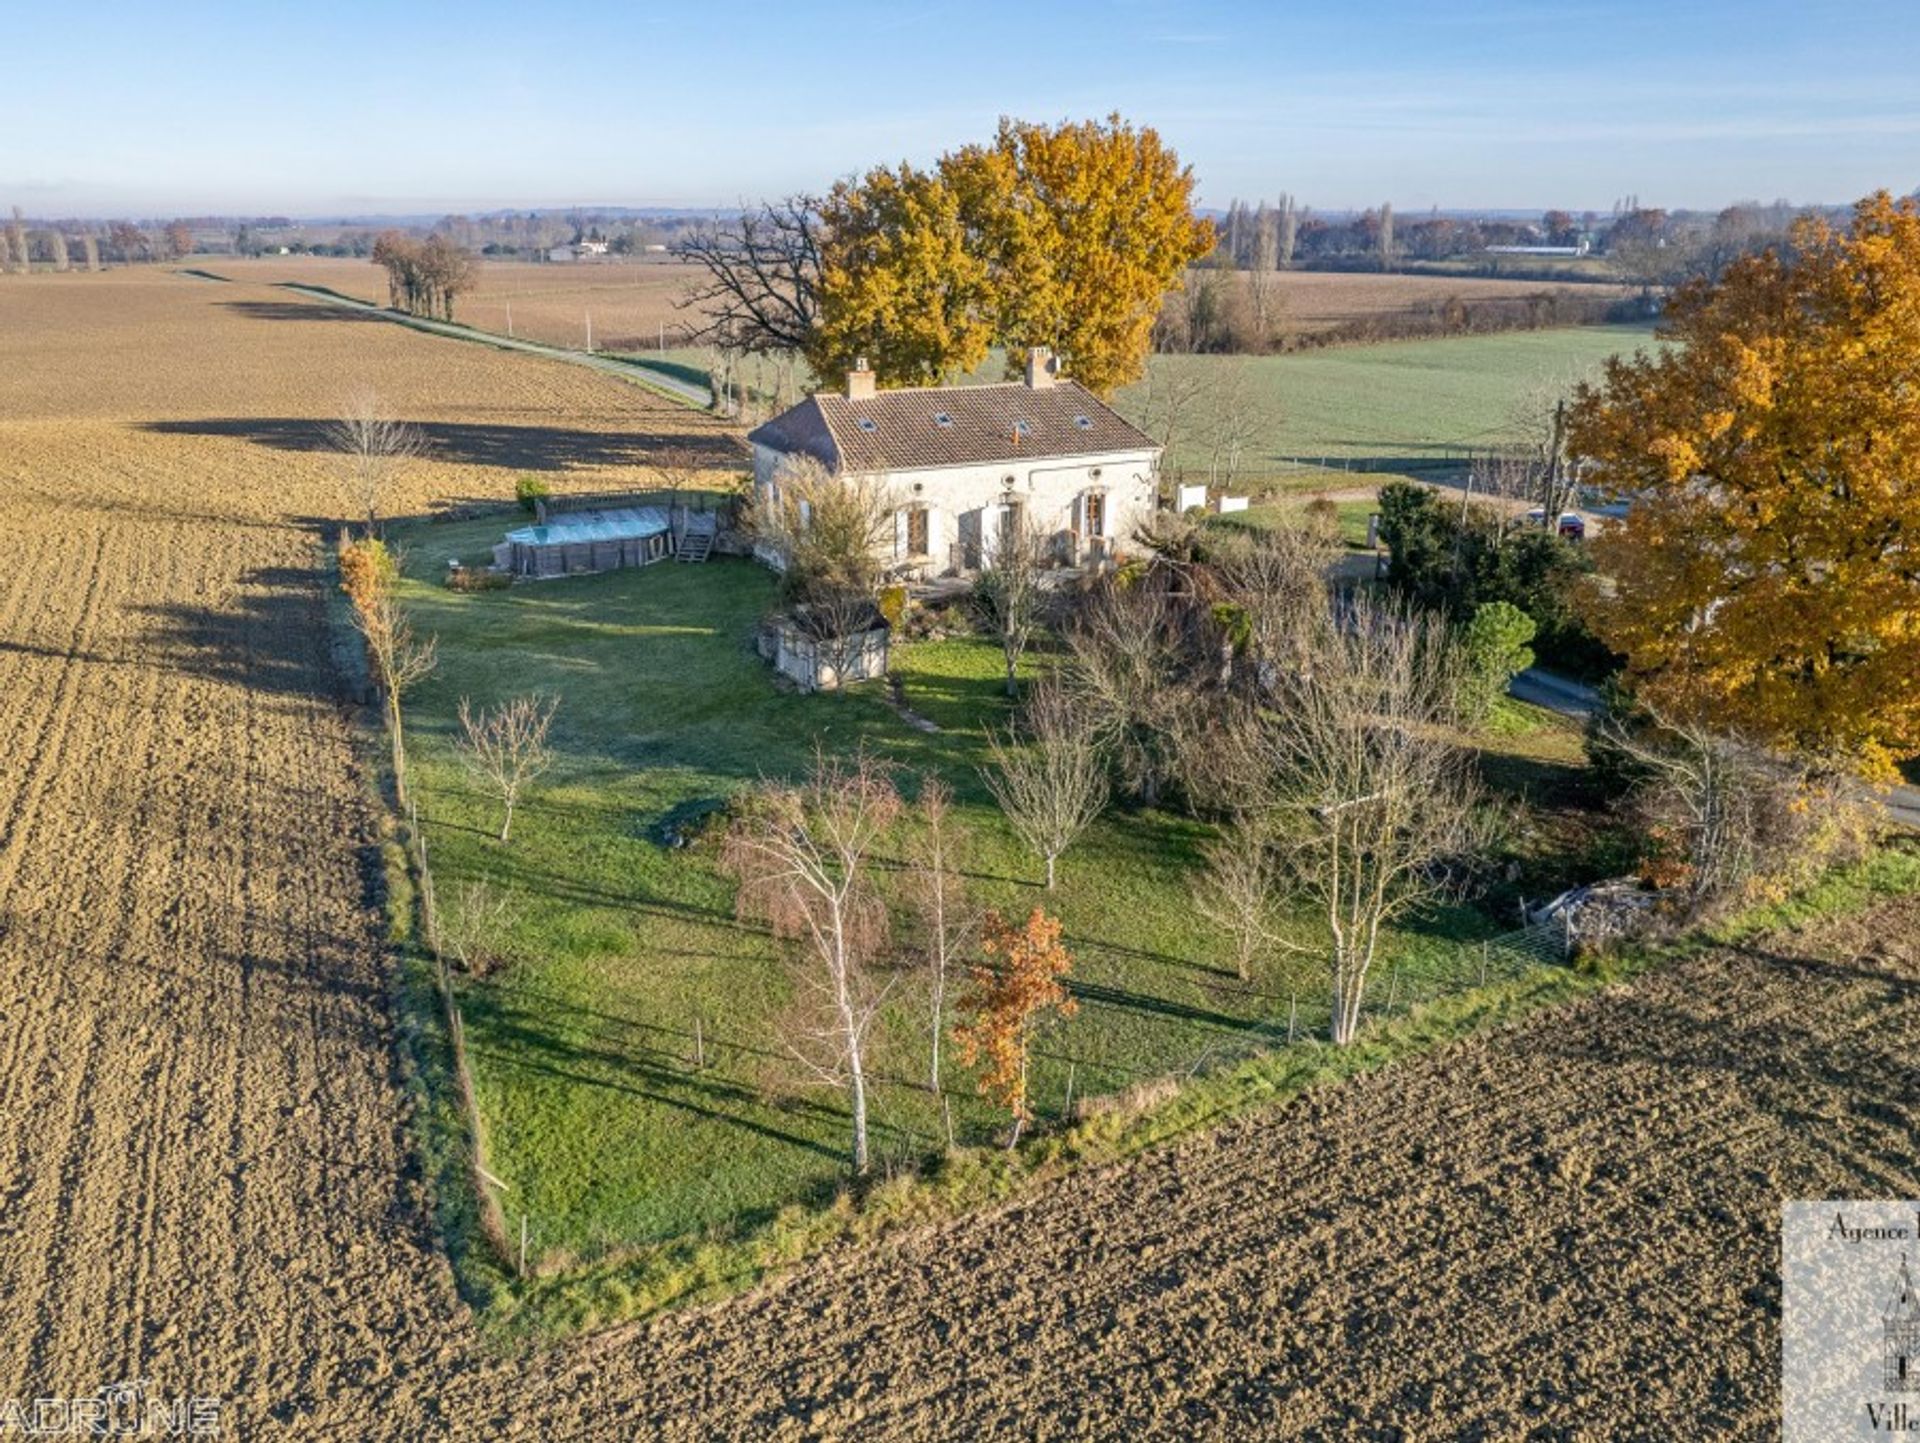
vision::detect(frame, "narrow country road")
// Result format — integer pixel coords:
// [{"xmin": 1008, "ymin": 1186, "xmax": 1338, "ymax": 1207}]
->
[{"xmin": 1508, "ymin": 666, "xmax": 1920, "ymax": 828}]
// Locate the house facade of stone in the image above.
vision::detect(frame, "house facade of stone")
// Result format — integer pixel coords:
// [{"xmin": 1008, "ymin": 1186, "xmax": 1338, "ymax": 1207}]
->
[{"xmin": 746, "ymin": 348, "xmax": 1162, "ymax": 578}]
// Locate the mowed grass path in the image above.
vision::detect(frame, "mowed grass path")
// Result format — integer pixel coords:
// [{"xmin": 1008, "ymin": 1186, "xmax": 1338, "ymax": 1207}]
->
[{"xmin": 396, "ymin": 522, "xmax": 1511, "ymax": 1261}]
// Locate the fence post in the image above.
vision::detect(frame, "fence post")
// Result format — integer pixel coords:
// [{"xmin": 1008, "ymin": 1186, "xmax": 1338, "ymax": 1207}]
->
[
  {"xmin": 1062, "ymin": 1063, "xmax": 1076, "ymax": 1124},
  {"xmin": 1479, "ymin": 942, "xmax": 1489, "ymax": 987},
  {"xmin": 1386, "ymin": 964, "xmax": 1399, "ymax": 1015},
  {"xmin": 941, "ymin": 1095, "xmax": 955, "ymax": 1151},
  {"xmin": 519, "ymin": 1214, "xmax": 529, "ymax": 1279},
  {"xmin": 1286, "ymin": 992, "xmax": 1298, "ymax": 1045}
]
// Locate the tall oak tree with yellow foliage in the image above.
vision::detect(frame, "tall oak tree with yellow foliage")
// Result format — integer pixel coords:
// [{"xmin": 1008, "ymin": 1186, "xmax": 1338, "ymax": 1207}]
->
[
  {"xmin": 1571, "ymin": 192, "xmax": 1920, "ymax": 778},
  {"xmin": 809, "ymin": 115, "xmax": 1214, "ymax": 396}
]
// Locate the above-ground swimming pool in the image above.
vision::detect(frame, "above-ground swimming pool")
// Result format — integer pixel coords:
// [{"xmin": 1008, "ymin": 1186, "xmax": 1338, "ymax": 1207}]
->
[{"xmin": 499, "ymin": 506, "xmax": 672, "ymax": 577}]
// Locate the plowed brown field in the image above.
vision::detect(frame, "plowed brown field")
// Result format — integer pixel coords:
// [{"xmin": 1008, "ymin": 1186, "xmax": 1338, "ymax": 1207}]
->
[
  {"xmin": 211, "ymin": 254, "xmax": 1631, "ymax": 355},
  {"xmin": 0, "ymin": 268, "xmax": 1912, "ymax": 1439}
]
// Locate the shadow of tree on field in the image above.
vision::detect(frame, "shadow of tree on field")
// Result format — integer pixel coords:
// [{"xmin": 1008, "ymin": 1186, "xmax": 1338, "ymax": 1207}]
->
[
  {"xmin": 464, "ymin": 987, "xmax": 849, "ymax": 1164},
  {"xmin": 130, "ymin": 562, "xmax": 349, "ymax": 704},
  {"xmin": 216, "ymin": 299, "xmax": 386, "ymax": 325},
  {"xmin": 138, "ymin": 419, "xmax": 740, "ymax": 474}
]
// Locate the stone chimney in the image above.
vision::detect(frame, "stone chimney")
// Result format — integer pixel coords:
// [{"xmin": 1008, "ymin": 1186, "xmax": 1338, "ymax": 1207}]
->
[
  {"xmin": 846, "ymin": 357, "xmax": 877, "ymax": 401},
  {"xmin": 1024, "ymin": 346, "xmax": 1057, "ymax": 389}
]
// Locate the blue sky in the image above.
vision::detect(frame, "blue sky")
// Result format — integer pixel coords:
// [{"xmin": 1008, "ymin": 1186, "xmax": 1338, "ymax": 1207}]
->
[{"xmin": 6, "ymin": 0, "xmax": 1917, "ymax": 217}]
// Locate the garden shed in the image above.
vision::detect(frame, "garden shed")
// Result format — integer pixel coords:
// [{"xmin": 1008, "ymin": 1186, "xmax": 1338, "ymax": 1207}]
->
[{"xmin": 761, "ymin": 603, "xmax": 891, "ymax": 691}]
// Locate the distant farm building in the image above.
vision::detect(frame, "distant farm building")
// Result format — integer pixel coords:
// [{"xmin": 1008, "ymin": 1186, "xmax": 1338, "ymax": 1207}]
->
[
  {"xmin": 747, "ymin": 348, "xmax": 1161, "ymax": 579},
  {"xmin": 545, "ymin": 240, "xmax": 612, "ymax": 262},
  {"xmin": 1485, "ymin": 242, "xmax": 1591, "ymax": 257}
]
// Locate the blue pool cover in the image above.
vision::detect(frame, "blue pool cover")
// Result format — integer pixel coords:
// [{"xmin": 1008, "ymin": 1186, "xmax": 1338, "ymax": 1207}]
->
[{"xmin": 506, "ymin": 506, "xmax": 670, "ymax": 546}]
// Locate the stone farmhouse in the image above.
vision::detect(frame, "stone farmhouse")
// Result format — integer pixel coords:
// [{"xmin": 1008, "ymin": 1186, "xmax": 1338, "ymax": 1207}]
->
[{"xmin": 746, "ymin": 347, "xmax": 1161, "ymax": 579}]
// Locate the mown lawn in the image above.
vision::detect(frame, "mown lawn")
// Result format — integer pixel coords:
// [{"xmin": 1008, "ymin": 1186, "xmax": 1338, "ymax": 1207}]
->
[{"xmin": 394, "ymin": 517, "xmax": 1563, "ymax": 1263}]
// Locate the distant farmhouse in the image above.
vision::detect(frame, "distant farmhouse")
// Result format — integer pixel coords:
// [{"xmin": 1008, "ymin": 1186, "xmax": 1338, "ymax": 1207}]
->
[
  {"xmin": 546, "ymin": 239, "xmax": 612, "ymax": 262},
  {"xmin": 747, "ymin": 347, "xmax": 1161, "ymax": 579},
  {"xmin": 1486, "ymin": 241, "xmax": 1591, "ymax": 257}
]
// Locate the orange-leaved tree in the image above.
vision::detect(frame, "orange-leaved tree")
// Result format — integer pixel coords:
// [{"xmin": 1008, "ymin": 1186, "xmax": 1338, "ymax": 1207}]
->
[
  {"xmin": 812, "ymin": 115, "xmax": 1215, "ymax": 395},
  {"xmin": 1570, "ymin": 192, "xmax": 1920, "ymax": 779},
  {"xmin": 809, "ymin": 163, "xmax": 996, "ymax": 388},
  {"xmin": 340, "ymin": 537, "xmax": 436, "ymax": 805},
  {"xmin": 953, "ymin": 907, "xmax": 1077, "ymax": 1146}
]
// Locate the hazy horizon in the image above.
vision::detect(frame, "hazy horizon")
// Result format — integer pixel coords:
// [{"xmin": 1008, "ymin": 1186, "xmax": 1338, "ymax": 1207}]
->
[{"xmin": 8, "ymin": 0, "xmax": 1917, "ymax": 220}]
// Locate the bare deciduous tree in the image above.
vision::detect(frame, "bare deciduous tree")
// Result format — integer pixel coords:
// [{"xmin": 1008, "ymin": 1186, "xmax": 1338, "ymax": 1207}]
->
[
  {"xmin": 80, "ymin": 231, "xmax": 99, "ymax": 272},
  {"xmin": 325, "ymin": 390, "xmax": 428, "ymax": 535},
  {"xmin": 1244, "ymin": 208, "xmax": 1281, "ymax": 351},
  {"xmin": 1220, "ymin": 598, "xmax": 1483, "ymax": 1043},
  {"xmin": 1196, "ymin": 819, "xmax": 1281, "ymax": 982},
  {"xmin": 5, "ymin": 208, "xmax": 27, "ymax": 274},
  {"xmin": 677, "ymin": 197, "xmax": 823, "ymax": 356},
  {"xmin": 438, "ymin": 880, "xmax": 522, "ymax": 978},
  {"xmin": 983, "ymin": 679, "xmax": 1107, "ymax": 889},
  {"xmin": 457, "ymin": 693, "xmax": 560, "ymax": 844},
  {"xmin": 1209, "ymin": 524, "xmax": 1337, "ymax": 686},
  {"xmin": 1194, "ymin": 361, "xmax": 1270, "ymax": 492},
  {"xmin": 749, "ymin": 454, "xmax": 894, "ymax": 598},
  {"xmin": 722, "ymin": 751, "xmax": 901, "ymax": 1174},
  {"xmin": 1602, "ymin": 709, "xmax": 1869, "ymax": 918},
  {"xmin": 46, "ymin": 229, "xmax": 69, "ymax": 272},
  {"xmin": 906, "ymin": 776, "xmax": 973, "ymax": 1096},
  {"xmin": 1062, "ymin": 581, "xmax": 1198, "ymax": 808},
  {"xmin": 977, "ymin": 518, "xmax": 1045, "ymax": 697},
  {"xmin": 1123, "ymin": 365, "xmax": 1207, "ymax": 488}
]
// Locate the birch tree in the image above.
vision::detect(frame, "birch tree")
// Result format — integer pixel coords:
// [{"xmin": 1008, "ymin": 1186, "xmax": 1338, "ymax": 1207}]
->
[
  {"xmin": 906, "ymin": 776, "xmax": 973, "ymax": 1095},
  {"xmin": 723, "ymin": 752, "xmax": 900, "ymax": 1175}
]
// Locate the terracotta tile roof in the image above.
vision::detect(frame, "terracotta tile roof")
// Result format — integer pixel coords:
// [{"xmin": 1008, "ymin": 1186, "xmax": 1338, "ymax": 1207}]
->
[{"xmin": 747, "ymin": 379, "xmax": 1158, "ymax": 475}]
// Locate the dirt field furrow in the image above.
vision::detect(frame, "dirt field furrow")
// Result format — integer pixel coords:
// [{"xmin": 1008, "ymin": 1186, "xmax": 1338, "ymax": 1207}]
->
[{"xmin": 0, "ymin": 269, "xmax": 1913, "ymax": 1439}]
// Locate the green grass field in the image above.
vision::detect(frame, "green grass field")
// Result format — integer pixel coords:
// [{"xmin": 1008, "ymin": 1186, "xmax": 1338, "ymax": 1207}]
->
[
  {"xmin": 1122, "ymin": 324, "xmax": 1659, "ymax": 482},
  {"xmin": 391, "ymin": 524, "xmax": 1572, "ymax": 1267}
]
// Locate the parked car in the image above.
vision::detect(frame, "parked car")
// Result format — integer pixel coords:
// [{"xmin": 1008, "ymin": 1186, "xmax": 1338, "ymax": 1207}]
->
[{"xmin": 1525, "ymin": 507, "xmax": 1587, "ymax": 541}]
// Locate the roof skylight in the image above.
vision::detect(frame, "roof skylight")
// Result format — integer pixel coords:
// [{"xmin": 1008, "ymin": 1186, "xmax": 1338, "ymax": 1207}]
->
[
  {"xmin": 1074, "ymin": 415, "xmax": 1094, "ymax": 430},
  {"xmin": 856, "ymin": 418, "xmax": 878, "ymax": 433},
  {"xmin": 933, "ymin": 412, "xmax": 953, "ymax": 428}
]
